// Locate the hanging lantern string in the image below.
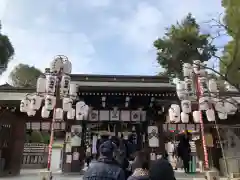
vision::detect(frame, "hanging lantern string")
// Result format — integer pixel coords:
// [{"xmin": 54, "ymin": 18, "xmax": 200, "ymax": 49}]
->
[
  {"xmin": 194, "ymin": 75, "xmax": 209, "ymax": 170},
  {"xmin": 47, "ymin": 70, "xmax": 62, "ymax": 171}
]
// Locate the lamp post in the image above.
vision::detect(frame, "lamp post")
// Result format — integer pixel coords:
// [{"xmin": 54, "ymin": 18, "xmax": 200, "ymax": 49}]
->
[
  {"xmin": 169, "ymin": 59, "xmax": 238, "ymax": 171},
  {"xmin": 20, "ymin": 55, "xmax": 89, "ymax": 179}
]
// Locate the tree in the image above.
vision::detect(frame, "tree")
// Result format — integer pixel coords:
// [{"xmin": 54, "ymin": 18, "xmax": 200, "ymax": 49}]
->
[
  {"xmin": 9, "ymin": 64, "xmax": 42, "ymax": 87},
  {"xmin": 0, "ymin": 21, "xmax": 15, "ymax": 74},
  {"xmin": 154, "ymin": 13, "xmax": 217, "ymax": 79},
  {"xmin": 220, "ymin": 0, "xmax": 240, "ymax": 85}
]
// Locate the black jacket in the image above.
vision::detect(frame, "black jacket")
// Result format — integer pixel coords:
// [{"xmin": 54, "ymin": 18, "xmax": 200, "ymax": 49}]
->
[
  {"xmin": 83, "ymin": 157, "xmax": 125, "ymax": 180},
  {"xmin": 149, "ymin": 158, "xmax": 176, "ymax": 180}
]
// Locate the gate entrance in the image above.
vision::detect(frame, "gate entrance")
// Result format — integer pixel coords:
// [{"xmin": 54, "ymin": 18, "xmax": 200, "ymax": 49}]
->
[{"xmin": 0, "ymin": 124, "xmax": 12, "ymax": 173}]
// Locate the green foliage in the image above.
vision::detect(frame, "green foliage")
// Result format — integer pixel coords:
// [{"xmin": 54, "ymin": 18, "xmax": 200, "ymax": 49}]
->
[
  {"xmin": 26, "ymin": 131, "xmax": 50, "ymax": 144},
  {"xmin": 9, "ymin": 63, "xmax": 42, "ymax": 87},
  {"xmin": 220, "ymin": 0, "xmax": 240, "ymax": 85},
  {"xmin": 0, "ymin": 21, "xmax": 15, "ymax": 74},
  {"xmin": 154, "ymin": 13, "xmax": 217, "ymax": 78}
]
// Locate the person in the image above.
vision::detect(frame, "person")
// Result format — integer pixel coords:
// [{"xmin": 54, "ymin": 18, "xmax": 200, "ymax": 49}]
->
[
  {"xmin": 128, "ymin": 150, "xmax": 150, "ymax": 180},
  {"xmin": 114, "ymin": 137, "xmax": 131, "ymax": 178},
  {"xmin": 83, "ymin": 140, "xmax": 125, "ymax": 180},
  {"xmin": 177, "ymin": 131, "xmax": 191, "ymax": 173},
  {"xmin": 86, "ymin": 145, "xmax": 92, "ymax": 167},
  {"xmin": 149, "ymin": 158, "xmax": 176, "ymax": 180}
]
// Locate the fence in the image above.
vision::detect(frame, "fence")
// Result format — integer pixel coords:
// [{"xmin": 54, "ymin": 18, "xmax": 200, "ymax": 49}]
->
[{"xmin": 22, "ymin": 143, "xmax": 48, "ymax": 169}]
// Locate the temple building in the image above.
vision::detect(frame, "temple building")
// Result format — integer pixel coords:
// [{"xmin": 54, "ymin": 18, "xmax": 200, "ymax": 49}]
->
[{"xmin": 0, "ymin": 74, "xmax": 240, "ymax": 176}]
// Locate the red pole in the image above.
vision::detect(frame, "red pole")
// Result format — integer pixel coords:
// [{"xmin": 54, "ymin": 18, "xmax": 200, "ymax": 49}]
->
[
  {"xmin": 47, "ymin": 109, "xmax": 55, "ymax": 171},
  {"xmin": 195, "ymin": 76, "xmax": 209, "ymax": 169}
]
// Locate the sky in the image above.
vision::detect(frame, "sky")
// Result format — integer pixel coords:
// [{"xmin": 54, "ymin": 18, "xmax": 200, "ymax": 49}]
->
[{"xmin": 0, "ymin": 0, "xmax": 224, "ymax": 84}]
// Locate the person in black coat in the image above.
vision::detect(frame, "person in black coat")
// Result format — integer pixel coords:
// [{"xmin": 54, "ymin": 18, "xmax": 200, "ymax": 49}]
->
[
  {"xmin": 149, "ymin": 158, "xmax": 176, "ymax": 180},
  {"xmin": 83, "ymin": 140, "xmax": 125, "ymax": 180},
  {"xmin": 177, "ymin": 131, "xmax": 191, "ymax": 173}
]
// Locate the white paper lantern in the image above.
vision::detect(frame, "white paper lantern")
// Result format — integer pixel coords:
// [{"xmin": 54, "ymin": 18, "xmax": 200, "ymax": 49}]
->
[
  {"xmin": 30, "ymin": 95, "xmax": 42, "ymax": 111},
  {"xmin": 199, "ymin": 77, "xmax": 209, "ymax": 95},
  {"xmin": 184, "ymin": 78, "xmax": 194, "ymax": 97},
  {"xmin": 45, "ymin": 95, "xmax": 56, "ymax": 111},
  {"xmin": 193, "ymin": 111, "xmax": 201, "ymax": 123},
  {"xmin": 46, "ymin": 75, "xmax": 56, "ymax": 94},
  {"xmin": 63, "ymin": 59, "xmax": 72, "ymax": 74},
  {"xmin": 181, "ymin": 100, "xmax": 191, "ymax": 113},
  {"xmin": 41, "ymin": 106, "xmax": 50, "ymax": 118},
  {"xmin": 61, "ymin": 75, "xmax": 71, "ymax": 96},
  {"xmin": 225, "ymin": 98, "xmax": 238, "ymax": 115},
  {"xmin": 36, "ymin": 76, "xmax": 46, "ymax": 93},
  {"xmin": 20, "ymin": 98, "xmax": 30, "ymax": 112},
  {"xmin": 181, "ymin": 112, "xmax": 189, "ymax": 123},
  {"xmin": 27, "ymin": 110, "xmax": 36, "ymax": 117},
  {"xmin": 69, "ymin": 83, "xmax": 78, "ymax": 98},
  {"xmin": 199, "ymin": 63, "xmax": 207, "ymax": 77},
  {"xmin": 76, "ymin": 101, "xmax": 89, "ymax": 120},
  {"xmin": 67, "ymin": 108, "xmax": 75, "ymax": 120},
  {"xmin": 62, "ymin": 97, "xmax": 73, "ymax": 112},
  {"xmin": 193, "ymin": 60, "xmax": 201, "ymax": 75},
  {"xmin": 199, "ymin": 96, "xmax": 210, "ymax": 111},
  {"xmin": 169, "ymin": 104, "xmax": 180, "ymax": 123},
  {"xmin": 183, "ymin": 63, "xmax": 192, "ymax": 77},
  {"xmin": 55, "ymin": 108, "xmax": 63, "ymax": 120},
  {"xmin": 218, "ymin": 111, "xmax": 228, "ymax": 120},
  {"xmin": 206, "ymin": 109, "xmax": 215, "ymax": 122},
  {"xmin": 224, "ymin": 81, "xmax": 238, "ymax": 92},
  {"xmin": 176, "ymin": 81, "xmax": 186, "ymax": 100},
  {"xmin": 208, "ymin": 79, "xmax": 219, "ymax": 94},
  {"xmin": 50, "ymin": 57, "xmax": 64, "ymax": 73}
]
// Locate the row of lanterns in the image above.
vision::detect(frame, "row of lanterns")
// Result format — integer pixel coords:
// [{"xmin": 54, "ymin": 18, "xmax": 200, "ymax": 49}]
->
[
  {"xmin": 169, "ymin": 60, "xmax": 238, "ymax": 123},
  {"xmin": 20, "ymin": 56, "xmax": 89, "ymax": 120}
]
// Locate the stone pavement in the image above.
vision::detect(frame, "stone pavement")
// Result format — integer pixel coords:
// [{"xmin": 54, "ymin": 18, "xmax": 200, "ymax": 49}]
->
[{"xmin": 0, "ymin": 171, "xmax": 207, "ymax": 180}]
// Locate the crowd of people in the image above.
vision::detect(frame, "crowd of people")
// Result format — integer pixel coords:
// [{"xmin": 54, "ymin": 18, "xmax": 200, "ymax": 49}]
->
[{"xmin": 83, "ymin": 131, "xmax": 191, "ymax": 180}]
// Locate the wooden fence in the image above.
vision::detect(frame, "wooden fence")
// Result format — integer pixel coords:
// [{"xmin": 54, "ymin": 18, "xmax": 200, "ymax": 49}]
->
[{"xmin": 22, "ymin": 143, "xmax": 48, "ymax": 169}]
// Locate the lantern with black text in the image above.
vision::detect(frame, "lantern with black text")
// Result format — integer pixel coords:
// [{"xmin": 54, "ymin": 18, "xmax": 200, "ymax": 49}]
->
[
  {"xmin": 199, "ymin": 96, "xmax": 210, "ymax": 111},
  {"xmin": 206, "ymin": 109, "xmax": 215, "ymax": 122},
  {"xmin": 55, "ymin": 108, "xmax": 63, "ymax": 120},
  {"xmin": 181, "ymin": 100, "xmax": 191, "ymax": 113},
  {"xmin": 30, "ymin": 95, "xmax": 42, "ymax": 111},
  {"xmin": 69, "ymin": 83, "xmax": 77, "ymax": 98},
  {"xmin": 169, "ymin": 104, "xmax": 180, "ymax": 123},
  {"xmin": 183, "ymin": 63, "xmax": 193, "ymax": 77},
  {"xmin": 46, "ymin": 75, "xmax": 56, "ymax": 94},
  {"xmin": 208, "ymin": 79, "xmax": 219, "ymax": 94},
  {"xmin": 199, "ymin": 77, "xmax": 209, "ymax": 95},
  {"xmin": 76, "ymin": 101, "xmax": 89, "ymax": 120},
  {"xmin": 20, "ymin": 98, "xmax": 30, "ymax": 112},
  {"xmin": 181, "ymin": 112, "xmax": 189, "ymax": 123},
  {"xmin": 218, "ymin": 111, "xmax": 228, "ymax": 120},
  {"xmin": 50, "ymin": 56, "xmax": 64, "ymax": 73},
  {"xmin": 67, "ymin": 108, "xmax": 75, "ymax": 120},
  {"xmin": 41, "ymin": 106, "xmax": 50, "ymax": 118},
  {"xmin": 62, "ymin": 97, "xmax": 73, "ymax": 112},
  {"xmin": 45, "ymin": 95, "xmax": 56, "ymax": 111},
  {"xmin": 193, "ymin": 111, "xmax": 201, "ymax": 123},
  {"xmin": 63, "ymin": 58, "xmax": 72, "ymax": 74},
  {"xmin": 61, "ymin": 75, "xmax": 71, "ymax": 96},
  {"xmin": 176, "ymin": 81, "xmax": 186, "ymax": 100},
  {"xmin": 184, "ymin": 78, "xmax": 195, "ymax": 98},
  {"xmin": 36, "ymin": 76, "xmax": 46, "ymax": 93}
]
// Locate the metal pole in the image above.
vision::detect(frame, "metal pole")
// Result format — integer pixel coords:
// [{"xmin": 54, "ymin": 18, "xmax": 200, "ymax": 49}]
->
[{"xmin": 195, "ymin": 76, "xmax": 209, "ymax": 169}]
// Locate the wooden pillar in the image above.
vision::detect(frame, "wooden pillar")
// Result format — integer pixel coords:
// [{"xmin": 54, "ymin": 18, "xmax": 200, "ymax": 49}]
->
[{"xmin": 9, "ymin": 116, "xmax": 25, "ymax": 176}]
